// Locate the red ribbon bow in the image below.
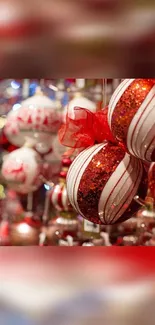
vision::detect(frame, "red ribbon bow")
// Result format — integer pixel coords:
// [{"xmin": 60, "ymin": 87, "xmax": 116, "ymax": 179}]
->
[{"xmin": 59, "ymin": 106, "xmax": 115, "ymax": 153}]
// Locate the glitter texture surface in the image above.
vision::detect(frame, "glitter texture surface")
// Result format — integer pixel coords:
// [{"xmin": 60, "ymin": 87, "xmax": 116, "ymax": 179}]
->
[
  {"xmin": 111, "ymin": 79, "xmax": 154, "ymax": 143},
  {"xmin": 77, "ymin": 142, "xmax": 125, "ymax": 224},
  {"xmin": 148, "ymin": 163, "xmax": 155, "ymax": 200}
]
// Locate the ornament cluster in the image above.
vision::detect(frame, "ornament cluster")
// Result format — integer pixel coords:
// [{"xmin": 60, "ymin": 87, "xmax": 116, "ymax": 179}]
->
[
  {"xmin": 61, "ymin": 79, "xmax": 155, "ymax": 225},
  {"xmin": 1, "ymin": 87, "xmax": 64, "ymax": 194},
  {"xmin": 1, "ymin": 78, "xmax": 155, "ymax": 246}
]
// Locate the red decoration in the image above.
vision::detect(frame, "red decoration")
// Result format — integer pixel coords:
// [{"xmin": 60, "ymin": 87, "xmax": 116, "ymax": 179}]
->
[
  {"xmin": 62, "ymin": 157, "xmax": 72, "ymax": 167},
  {"xmin": 59, "ymin": 106, "xmax": 115, "ymax": 151},
  {"xmin": 0, "ymin": 130, "xmax": 19, "ymax": 152},
  {"xmin": 108, "ymin": 79, "xmax": 155, "ymax": 162},
  {"xmin": 67, "ymin": 142, "xmax": 143, "ymax": 225},
  {"xmin": 0, "ymin": 221, "xmax": 10, "ymax": 245}
]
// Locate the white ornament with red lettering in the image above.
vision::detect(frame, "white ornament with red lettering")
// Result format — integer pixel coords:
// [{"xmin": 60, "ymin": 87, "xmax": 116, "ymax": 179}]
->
[
  {"xmin": 18, "ymin": 88, "xmax": 62, "ymax": 153},
  {"xmin": 4, "ymin": 108, "xmax": 25, "ymax": 147},
  {"xmin": 1, "ymin": 147, "xmax": 42, "ymax": 194}
]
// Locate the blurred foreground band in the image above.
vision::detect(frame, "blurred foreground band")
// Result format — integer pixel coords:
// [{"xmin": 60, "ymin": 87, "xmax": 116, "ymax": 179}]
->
[
  {"xmin": 0, "ymin": 0, "xmax": 155, "ymax": 77},
  {"xmin": 0, "ymin": 248, "xmax": 155, "ymax": 325}
]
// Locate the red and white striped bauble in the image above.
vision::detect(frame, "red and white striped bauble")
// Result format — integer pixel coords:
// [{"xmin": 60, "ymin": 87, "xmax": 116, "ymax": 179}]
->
[
  {"xmin": 1, "ymin": 147, "xmax": 43, "ymax": 194},
  {"xmin": 67, "ymin": 142, "xmax": 143, "ymax": 225},
  {"xmin": 50, "ymin": 183, "xmax": 72, "ymax": 212},
  {"xmin": 108, "ymin": 78, "xmax": 155, "ymax": 162},
  {"xmin": 18, "ymin": 89, "xmax": 62, "ymax": 152}
]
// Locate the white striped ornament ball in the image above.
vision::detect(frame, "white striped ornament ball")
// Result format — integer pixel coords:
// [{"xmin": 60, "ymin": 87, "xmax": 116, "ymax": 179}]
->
[
  {"xmin": 108, "ymin": 79, "xmax": 155, "ymax": 162},
  {"xmin": 50, "ymin": 183, "xmax": 72, "ymax": 212},
  {"xmin": 67, "ymin": 142, "xmax": 143, "ymax": 225}
]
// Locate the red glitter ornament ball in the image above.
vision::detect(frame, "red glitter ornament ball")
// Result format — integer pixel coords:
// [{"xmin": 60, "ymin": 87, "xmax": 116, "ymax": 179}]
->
[
  {"xmin": 67, "ymin": 141, "xmax": 143, "ymax": 225},
  {"xmin": 108, "ymin": 79, "xmax": 155, "ymax": 162}
]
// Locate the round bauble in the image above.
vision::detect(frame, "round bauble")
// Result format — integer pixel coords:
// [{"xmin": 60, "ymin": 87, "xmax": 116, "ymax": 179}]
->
[
  {"xmin": 50, "ymin": 183, "xmax": 72, "ymax": 212},
  {"xmin": 63, "ymin": 96, "xmax": 96, "ymax": 122},
  {"xmin": 1, "ymin": 147, "xmax": 42, "ymax": 194},
  {"xmin": 10, "ymin": 221, "xmax": 40, "ymax": 246},
  {"xmin": 18, "ymin": 89, "xmax": 62, "ymax": 152},
  {"xmin": 4, "ymin": 108, "xmax": 25, "ymax": 147},
  {"xmin": 108, "ymin": 79, "xmax": 155, "ymax": 162},
  {"xmin": 67, "ymin": 142, "xmax": 143, "ymax": 225}
]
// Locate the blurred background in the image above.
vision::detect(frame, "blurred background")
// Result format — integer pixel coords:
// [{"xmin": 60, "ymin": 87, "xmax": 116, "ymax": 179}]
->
[
  {"xmin": 0, "ymin": 0, "xmax": 155, "ymax": 76},
  {"xmin": 0, "ymin": 248, "xmax": 155, "ymax": 325}
]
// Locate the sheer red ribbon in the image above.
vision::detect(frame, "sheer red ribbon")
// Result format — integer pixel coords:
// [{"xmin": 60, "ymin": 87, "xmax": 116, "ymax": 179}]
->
[{"xmin": 59, "ymin": 106, "xmax": 115, "ymax": 152}]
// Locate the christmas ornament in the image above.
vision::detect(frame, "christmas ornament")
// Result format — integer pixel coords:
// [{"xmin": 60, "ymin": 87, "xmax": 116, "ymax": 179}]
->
[
  {"xmin": 10, "ymin": 214, "xmax": 41, "ymax": 246},
  {"xmin": 0, "ymin": 220, "xmax": 10, "ymax": 245},
  {"xmin": 135, "ymin": 196, "xmax": 155, "ymax": 245},
  {"xmin": 0, "ymin": 130, "xmax": 18, "ymax": 154},
  {"xmin": 51, "ymin": 213, "xmax": 79, "ymax": 243},
  {"xmin": 1, "ymin": 146, "xmax": 42, "ymax": 194},
  {"xmin": 47, "ymin": 156, "xmax": 79, "ymax": 245},
  {"xmin": 4, "ymin": 108, "xmax": 25, "ymax": 147},
  {"xmin": 50, "ymin": 184, "xmax": 71, "ymax": 212},
  {"xmin": 50, "ymin": 157, "xmax": 72, "ymax": 212},
  {"xmin": 18, "ymin": 87, "xmax": 62, "ymax": 153},
  {"xmin": 63, "ymin": 95, "xmax": 96, "ymax": 122},
  {"xmin": 108, "ymin": 79, "xmax": 155, "ymax": 162},
  {"xmin": 67, "ymin": 141, "xmax": 143, "ymax": 225}
]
